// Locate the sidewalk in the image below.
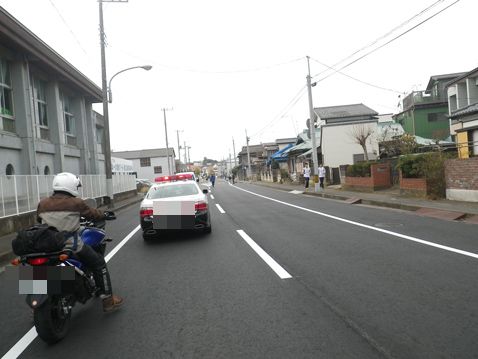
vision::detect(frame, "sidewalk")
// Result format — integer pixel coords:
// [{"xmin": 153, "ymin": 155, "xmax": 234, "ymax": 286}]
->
[
  {"xmin": 0, "ymin": 193, "xmax": 144, "ymax": 266},
  {"xmin": 242, "ymin": 180, "xmax": 478, "ymax": 221}
]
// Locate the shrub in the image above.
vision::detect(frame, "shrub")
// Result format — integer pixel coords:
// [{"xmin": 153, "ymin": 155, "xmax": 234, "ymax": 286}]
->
[
  {"xmin": 397, "ymin": 152, "xmax": 455, "ymax": 198},
  {"xmin": 346, "ymin": 162, "xmax": 372, "ymax": 177}
]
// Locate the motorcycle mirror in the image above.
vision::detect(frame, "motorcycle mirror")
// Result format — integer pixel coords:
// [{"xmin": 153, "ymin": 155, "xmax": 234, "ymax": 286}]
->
[{"xmin": 104, "ymin": 211, "xmax": 116, "ymax": 220}]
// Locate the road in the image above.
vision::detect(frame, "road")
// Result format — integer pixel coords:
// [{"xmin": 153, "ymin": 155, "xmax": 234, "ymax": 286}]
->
[{"xmin": 1, "ymin": 179, "xmax": 478, "ymax": 358}]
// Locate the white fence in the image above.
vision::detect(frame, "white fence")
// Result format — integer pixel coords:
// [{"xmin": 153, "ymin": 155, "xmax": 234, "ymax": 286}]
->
[{"xmin": 0, "ymin": 174, "xmax": 137, "ymax": 218}]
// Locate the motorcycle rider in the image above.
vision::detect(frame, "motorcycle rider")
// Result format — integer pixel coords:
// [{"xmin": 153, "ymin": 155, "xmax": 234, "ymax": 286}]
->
[{"xmin": 36, "ymin": 172, "xmax": 123, "ymax": 312}]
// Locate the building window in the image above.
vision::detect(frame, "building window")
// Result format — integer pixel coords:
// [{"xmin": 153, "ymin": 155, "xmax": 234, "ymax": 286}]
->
[
  {"xmin": 44, "ymin": 166, "xmax": 50, "ymax": 175},
  {"xmin": 140, "ymin": 157, "xmax": 151, "ymax": 167},
  {"xmin": 0, "ymin": 58, "xmax": 15, "ymax": 133},
  {"xmin": 154, "ymin": 166, "xmax": 162, "ymax": 174},
  {"xmin": 5, "ymin": 163, "xmax": 14, "ymax": 177},
  {"xmin": 61, "ymin": 93, "xmax": 76, "ymax": 146},
  {"xmin": 428, "ymin": 113, "xmax": 447, "ymax": 122},
  {"xmin": 33, "ymin": 77, "xmax": 49, "ymax": 140}
]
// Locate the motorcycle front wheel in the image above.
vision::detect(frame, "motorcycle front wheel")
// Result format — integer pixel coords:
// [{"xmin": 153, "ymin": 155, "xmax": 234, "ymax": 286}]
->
[{"xmin": 33, "ymin": 295, "xmax": 71, "ymax": 344}]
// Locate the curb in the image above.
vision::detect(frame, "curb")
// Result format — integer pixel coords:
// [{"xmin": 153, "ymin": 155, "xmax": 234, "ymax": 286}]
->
[{"xmin": 248, "ymin": 181, "xmax": 477, "ymax": 219}]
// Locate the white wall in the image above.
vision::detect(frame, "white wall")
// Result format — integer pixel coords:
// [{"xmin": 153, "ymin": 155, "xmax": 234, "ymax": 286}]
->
[
  {"xmin": 64, "ymin": 156, "xmax": 81, "ymax": 174},
  {"xmin": 321, "ymin": 122, "xmax": 379, "ymax": 168},
  {"xmin": 132, "ymin": 156, "xmax": 175, "ymax": 180},
  {"xmin": 0, "ymin": 149, "xmax": 22, "ymax": 175}
]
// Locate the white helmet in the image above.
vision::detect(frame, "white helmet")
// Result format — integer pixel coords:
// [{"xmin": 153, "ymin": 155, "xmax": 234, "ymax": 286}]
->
[{"xmin": 52, "ymin": 172, "xmax": 82, "ymax": 197}]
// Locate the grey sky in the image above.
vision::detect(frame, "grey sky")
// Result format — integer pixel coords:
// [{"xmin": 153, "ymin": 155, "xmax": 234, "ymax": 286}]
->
[{"xmin": 2, "ymin": 0, "xmax": 476, "ymax": 162}]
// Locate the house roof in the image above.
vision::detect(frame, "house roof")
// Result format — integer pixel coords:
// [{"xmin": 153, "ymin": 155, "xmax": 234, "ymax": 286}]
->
[
  {"xmin": 445, "ymin": 67, "xmax": 478, "ymax": 87},
  {"xmin": 275, "ymin": 137, "xmax": 296, "ymax": 144},
  {"xmin": 425, "ymin": 72, "xmax": 467, "ymax": 91},
  {"xmin": 112, "ymin": 148, "xmax": 175, "ymax": 159},
  {"xmin": 315, "ymin": 103, "xmax": 378, "ymax": 121},
  {"xmin": 238, "ymin": 144, "xmax": 264, "ymax": 156},
  {"xmin": 0, "ymin": 7, "xmax": 102, "ymax": 102},
  {"xmin": 450, "ymin": 103, "xmax": 478, "ymax": 119}
]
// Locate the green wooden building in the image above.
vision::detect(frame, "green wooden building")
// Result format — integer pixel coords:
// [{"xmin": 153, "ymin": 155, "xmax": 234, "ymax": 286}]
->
[{"xmin": 393, "ymin": 73, "xmax": 465, "ymax": 140}]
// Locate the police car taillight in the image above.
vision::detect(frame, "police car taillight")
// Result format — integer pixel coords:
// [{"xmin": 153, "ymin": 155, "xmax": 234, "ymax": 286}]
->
[{"xmin": 140, "ymin": 208, "xmax": 153, "ymax": 218}]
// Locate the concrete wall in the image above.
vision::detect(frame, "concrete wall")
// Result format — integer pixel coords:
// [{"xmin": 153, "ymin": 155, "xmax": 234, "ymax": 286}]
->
[
  {"xmin": 321, "ymin": 122, "xmax": 378, "ymax": 168},
  {"xmin": 0, "ymin": 46, "xmax": 102, "ymax": 176},
  {"xmin": 445, "ymin": 157, "xmax": 478, "ymax": 202}
]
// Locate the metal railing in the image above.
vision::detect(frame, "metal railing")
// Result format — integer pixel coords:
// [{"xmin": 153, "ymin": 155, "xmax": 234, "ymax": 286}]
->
[{"xmin": 0, "ymin": 174, "xmax": 136, "ymax": 218}]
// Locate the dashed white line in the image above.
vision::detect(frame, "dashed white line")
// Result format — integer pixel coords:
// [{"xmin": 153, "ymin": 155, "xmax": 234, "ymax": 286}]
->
[
  {"xmin": 2, "ymin": 225, "xmax": 141, "ymax": 359},
  {"xmin": 236, "ymin": 230, "xmax": 292, "ymax": 279},
  {"xmin": 210, "ymin": 194, "xmax": 215, "ymax": 199},
  {"xmin": 233, "ymin": 185, "xmax": 478, "ymax": 260},
  {"xmin": 215, "ymin": 204, "xmax": 226, "ymax": 214}
]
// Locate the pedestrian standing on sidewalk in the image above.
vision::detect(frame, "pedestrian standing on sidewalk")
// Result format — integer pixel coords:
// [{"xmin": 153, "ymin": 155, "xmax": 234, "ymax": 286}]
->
[
  {"xmin": 318, "ymin": 164, "xmax": 326, "ymax": 189},
  {"xmin": 303, "ymin": 163, "xmax": 311, "ymax": 189}
]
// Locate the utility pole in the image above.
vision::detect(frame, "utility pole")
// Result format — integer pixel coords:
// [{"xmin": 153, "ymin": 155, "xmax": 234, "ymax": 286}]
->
[
  {"xmin": 306, "ymin": 56, "xmax": 319, "ymax": 190},
  {"xmin": 176, "ymin": 130, "xmax": 183, "ymax": 171},
  {"xmin": 245, "ymin": 129, "xmax": 252, "ymax": 179},
  {"xmin": 232, "ymin": 137, "xmax": 237, "ymax": 167},
  {"xmin": 187, "ymin": 146, "xmax": 191, "ymax": 164},
  {"xmin": 162, "ymin": 108, "xmax": 173, "ymax": 175},
  {"xmin": 98, "ymin": 0, "xmax": 128, "ymax": 207},
  {"xmin": 229, "ymin": 152, "xmax": 232, "ymax": 175},
  {"xmin": 183, "ymin": 141, "xmax": 187, "ymax": 165}
]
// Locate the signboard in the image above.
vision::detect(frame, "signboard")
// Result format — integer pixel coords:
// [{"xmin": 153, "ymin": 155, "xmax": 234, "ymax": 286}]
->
[{"xmin": 111, "ymin": 157, "xmax": 134, "ymax": 173}]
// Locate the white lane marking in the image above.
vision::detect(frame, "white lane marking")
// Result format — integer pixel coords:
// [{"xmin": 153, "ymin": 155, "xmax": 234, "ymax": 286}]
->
[
  {"xmin": 215, "ymin": 204, "xmax": 226, "ymax": 214},
  {"xmin": 210, "ymin": 194, "xmax": 215, "ymax": 199},
  {"xmin": 2, "ymin": 327, "xmax": 37, "ymax": 359},
  {"xmin": 237, "ymin": 230, "xmax": 292, "ymax": 279},
  {"xmin": 104, "ymin": 225, "xmax": 141, "ymax": 262},
  {"xmin": 233, "ymin": 185, "xmax": 478, "ymax": 260},
  {"xmin": 2, "ymin": 225, "xmax": 141, "ymax": 359}
]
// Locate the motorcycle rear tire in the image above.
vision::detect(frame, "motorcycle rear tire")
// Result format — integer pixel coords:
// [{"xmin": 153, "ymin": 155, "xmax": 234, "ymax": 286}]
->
[{"xmin": 33, "ymin": 296, "xmax": 71, "ymax": 344}]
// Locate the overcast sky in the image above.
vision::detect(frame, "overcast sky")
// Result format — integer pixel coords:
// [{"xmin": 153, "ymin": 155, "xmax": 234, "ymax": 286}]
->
[{"xmin": 2, "ymin": 0, "xmax": 476, "ymax": 162}]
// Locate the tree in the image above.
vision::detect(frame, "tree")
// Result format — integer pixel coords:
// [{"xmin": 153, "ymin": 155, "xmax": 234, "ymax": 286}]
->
[{"xmin": 349, "ymin": 124, "xmax": 374, "ymax": 161}]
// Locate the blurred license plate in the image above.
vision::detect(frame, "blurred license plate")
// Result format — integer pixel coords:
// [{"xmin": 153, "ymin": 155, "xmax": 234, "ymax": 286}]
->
[{"xmin": 153, "ymin": 201, "xmax": 195, "ymax": 229}]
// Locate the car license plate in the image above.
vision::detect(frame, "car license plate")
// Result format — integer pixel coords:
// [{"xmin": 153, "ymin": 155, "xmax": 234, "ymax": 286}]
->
[{"xmin": 152, "ymin": 201, "xmax": 195, "ymax": 229}]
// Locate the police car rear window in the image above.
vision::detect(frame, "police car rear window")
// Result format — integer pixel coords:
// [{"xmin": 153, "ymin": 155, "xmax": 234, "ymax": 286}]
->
[{"xmin": 147, "ymin": 183, "xmax": 199, "ymax": 199}]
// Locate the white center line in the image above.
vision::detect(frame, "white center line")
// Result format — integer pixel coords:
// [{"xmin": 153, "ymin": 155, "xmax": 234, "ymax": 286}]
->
[
  {"xmin": 233, "ymin": 185, "xmax": 478, "ymax": 260},
  {"xmin": 215, "ymin": 204, "xmax": 226, "ymax": 214},
  {"xmin": 237, "ymin": 230, "xmax": 292, "ymax": 279},
  {"xmin": 210, "ymin": 194, "xmax": 215, "ymax": 199},
  {"xmin": 2, "ymin": 225, "xmax": 141, "ymax": 359}
]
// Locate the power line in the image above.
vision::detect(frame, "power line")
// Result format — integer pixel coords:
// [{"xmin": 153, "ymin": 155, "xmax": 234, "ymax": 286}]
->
[
  {"xmin": 312, "ymin": 0, "xmax": 461, "ymax": 82},
  {"xmin": 108, "ymin": 46, "xmax": 304, "ymax": 74},
  {"xmin": 250, "ymin": 86, "xmax": 307, "ymax": 139},
  {"xmin": 47, "ymin": 0, "xmax": 88, "ymax": 55},
  {"xmin": 310, "ymin": 57, "xmax": 405, "ymax": 94}
]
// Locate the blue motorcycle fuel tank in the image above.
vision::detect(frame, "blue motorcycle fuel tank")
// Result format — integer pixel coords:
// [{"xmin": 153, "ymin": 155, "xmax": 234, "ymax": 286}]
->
[{"xmin": 80, "ymin": 227, "xmax": 106, "ymax": 247}]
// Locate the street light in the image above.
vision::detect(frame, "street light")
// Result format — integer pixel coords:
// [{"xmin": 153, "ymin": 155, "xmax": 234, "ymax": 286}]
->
[{"xmin": 108, "ymin": 65, "xmax": 152, "ymax": 103}]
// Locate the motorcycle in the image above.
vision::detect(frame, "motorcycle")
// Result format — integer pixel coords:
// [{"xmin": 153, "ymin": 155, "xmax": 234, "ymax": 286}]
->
[{"xmin": 10, "ymin": 199, "xmax": 116, "ymax": 344}]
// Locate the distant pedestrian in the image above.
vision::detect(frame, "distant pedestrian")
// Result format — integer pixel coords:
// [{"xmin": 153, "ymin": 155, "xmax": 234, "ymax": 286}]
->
[
  {"xmin": 318, "ymin": 164, "xmax": 326, "ymax": 189},
  {"xmin": 232, "ymin": 173, "xmax": 235, "ymax": 184},
  {"xmin": 210, "ymin": 173, "xmax": 216, "ymax": 187},
  {"xmin": 303, "ymin": 163, "xmax": 311, "ymax": 189}
]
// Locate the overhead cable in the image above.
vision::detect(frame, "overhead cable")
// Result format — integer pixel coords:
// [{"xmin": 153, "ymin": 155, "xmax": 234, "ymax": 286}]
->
[{"xmin": 312, "ymin": 0, "xmax": 461, "ymax": 82}]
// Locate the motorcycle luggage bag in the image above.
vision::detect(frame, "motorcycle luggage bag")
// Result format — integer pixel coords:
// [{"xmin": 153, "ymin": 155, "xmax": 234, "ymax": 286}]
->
[{"xmin": 12, "ymin": 224, "xmax": 68, "ymax": 256}]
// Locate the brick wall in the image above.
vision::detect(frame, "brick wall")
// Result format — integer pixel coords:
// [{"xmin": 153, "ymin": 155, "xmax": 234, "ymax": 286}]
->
[
  {"xmin": 445, "ymin": 157, "xmax": 478, "ymax": 190},
  {"xmin": 371, "ymin": 163, "xmax": 391, "ymax": 188},
  {"xmin": 399, "ymin": 172, "xmax": 427, "ymax": 196}
]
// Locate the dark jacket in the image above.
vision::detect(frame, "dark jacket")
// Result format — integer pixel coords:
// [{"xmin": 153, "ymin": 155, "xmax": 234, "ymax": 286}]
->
[{"xmin": 37, "ymin": 192, "xmax": 104, "ymax": 233}]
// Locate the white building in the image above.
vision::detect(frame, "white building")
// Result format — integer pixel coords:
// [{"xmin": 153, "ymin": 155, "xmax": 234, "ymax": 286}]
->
[
  {"xmin": 0, "ymin": 8, "xmax": 105, "ymax": 176},
  {"xmin": 113, "ymin": 148, "xmax": 176, "ymax": 179},
  {"xmin": 447, "ymin": 66, "xmax": 478, "ymax": 158},
  {"xmin": 318, "ymin": 103, "xmax": 379, "ymax": 168}
]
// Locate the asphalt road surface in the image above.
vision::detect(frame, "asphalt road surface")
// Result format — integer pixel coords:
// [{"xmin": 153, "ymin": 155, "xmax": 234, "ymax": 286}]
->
[{"xmin": 1, "ymin": 179, "xmax": 478, "ymax": 358}]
